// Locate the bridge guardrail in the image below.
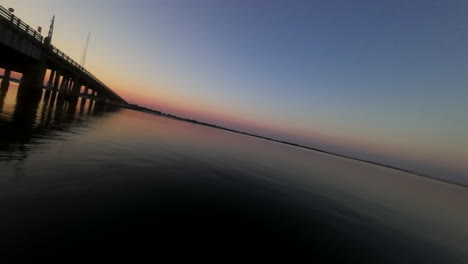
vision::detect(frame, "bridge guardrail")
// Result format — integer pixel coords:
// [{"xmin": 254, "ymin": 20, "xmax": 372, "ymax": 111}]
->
[
  {"xmin": 50, "ymin": 45, "xmax": 123, "ymax": 100},
  {"xmin": 0, "ymin": 6, "xmax": 43, "ymax": 42}
]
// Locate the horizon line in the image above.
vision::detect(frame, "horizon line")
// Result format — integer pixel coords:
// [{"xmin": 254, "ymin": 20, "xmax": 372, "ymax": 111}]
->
[{"xmin": 126, "ymin": 103, "xmax": 468, "ymax": 190}]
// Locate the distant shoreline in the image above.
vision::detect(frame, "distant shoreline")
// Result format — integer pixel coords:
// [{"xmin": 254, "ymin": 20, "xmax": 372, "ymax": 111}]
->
[{"xmin": 115, "ymin": 103, "xmax": 468, "ymax": 189}]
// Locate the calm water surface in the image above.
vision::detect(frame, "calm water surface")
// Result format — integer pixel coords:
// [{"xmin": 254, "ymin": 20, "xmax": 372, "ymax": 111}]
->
[{"xmin": 1, "ymin": 84, "xmax": 467, "ymax": 262}]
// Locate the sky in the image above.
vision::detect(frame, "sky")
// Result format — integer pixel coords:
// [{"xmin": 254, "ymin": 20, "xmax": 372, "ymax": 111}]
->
[{"xmin": 2, "ymin": 0, "xmax": 468, "ymax": 182}]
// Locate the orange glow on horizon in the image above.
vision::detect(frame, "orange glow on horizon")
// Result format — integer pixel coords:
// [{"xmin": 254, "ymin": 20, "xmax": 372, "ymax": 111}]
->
[{"xmin": 82, "ymin": 72, "xmax": 468, "ymax": 178}]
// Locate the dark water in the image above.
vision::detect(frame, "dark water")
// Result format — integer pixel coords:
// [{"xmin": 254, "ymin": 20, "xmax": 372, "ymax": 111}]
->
[{"xmin": 1, "ymin": 84, "xmax": 467, "ymax": 263}]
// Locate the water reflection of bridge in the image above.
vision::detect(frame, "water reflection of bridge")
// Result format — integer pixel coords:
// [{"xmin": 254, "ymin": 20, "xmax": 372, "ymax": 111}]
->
[{"xmin": 0, "ymin": 83, "xmax": 120, "ymax": 162}]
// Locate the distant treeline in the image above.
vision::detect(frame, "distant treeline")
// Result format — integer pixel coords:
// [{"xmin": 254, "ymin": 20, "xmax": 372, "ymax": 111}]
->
[
  {"xmin": 124, "ymin": 103, "xmax": 466, "ymax": 188},
  {"xmin": 126, "ymin": 104, "xmax": 308, "ymax": 148}
]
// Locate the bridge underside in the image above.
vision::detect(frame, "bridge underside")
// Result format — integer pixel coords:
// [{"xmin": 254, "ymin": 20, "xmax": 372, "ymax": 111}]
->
[
  {"xmin": 0, "ymin": 43, "xmax": 126, "ymax": 106},
  {"xmin": 0, "ymin": 43, "xmax": 39, "ymax": 73}
]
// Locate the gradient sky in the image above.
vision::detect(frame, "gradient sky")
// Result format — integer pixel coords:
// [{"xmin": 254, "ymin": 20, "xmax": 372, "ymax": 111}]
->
[{"xmin": 2, "ymin": 0, "xmax": 468, "ymax": 181}]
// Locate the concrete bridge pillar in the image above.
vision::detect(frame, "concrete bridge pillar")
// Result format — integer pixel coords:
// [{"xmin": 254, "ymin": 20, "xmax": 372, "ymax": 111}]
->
[
  {"xmin": 21, "ymin": 64, "xmax": 46, "ymax": 89},
  {"xmin": 80, "ymin": 95, "xmax": 87, "ymax": 110},
  {"xmin": 65, "ymin": 78, "xmax": 71, "ymax": 92},
  {"xmin": 1, "ymin": 69, "xmax": 11, "ymax": 91},
  {"xmin": 43, "ymin": 89, "xmax": 52, "ymax": 102},
  {"xmin": 71, "ymin": 80, "xmax": 82, "ymax": 98},
  {"xmin": 67, "ymin": 98, "xmax": 78, "ymax": 112},
  {"xmin": 66, "ymin": 79, "xmax": 73, "ymax": 94},
  {"xmin": 70, "ymin": 80, "xmax": 75, "ymax": 92},
  {"xmin": 65, "ymin": 79, "xmax": 70, "ymax": 94},
  {"xmin": 18, "ymin": 48, "xmax": 47, "ymax": 97},
  {"xmin": 0, "ymin": 85, "xmax": 7, "ymax": 112},
  {"xmin": 70, "ymin": 81, "xmax": 75, "ymax": 94},
  {"xmin": 79, "ymin": 85, "xmax": 88, "ymax": 103},
  {"xmin": 52, "ymin": 71, "xmax": 61, "ymax": 91},
  {"xmin": 88, "ymin": 100, "xmax": 95, "ymax": 114},
  {"xmin": 46, "ymin": 70, "xmax": 56, "ymax": 90},
  {"xmin": 59, "ymin": 76, "xmax": 68, "ymax": 93}
]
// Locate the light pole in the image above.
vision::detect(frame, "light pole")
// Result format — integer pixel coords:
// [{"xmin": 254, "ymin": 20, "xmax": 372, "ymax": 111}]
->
[{"xmin": 8, "ymin": 7, "xmax": 14, "ymax": 23}]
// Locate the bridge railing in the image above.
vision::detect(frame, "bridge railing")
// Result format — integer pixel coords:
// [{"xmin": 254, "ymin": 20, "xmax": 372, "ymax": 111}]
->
[
  {"xmin": 0, "ymin": 5, "xmax": 43, "ymax": 42},
  {"xmin": 50, "ymin": 45, "xmax": 124, "ymax": 101}
]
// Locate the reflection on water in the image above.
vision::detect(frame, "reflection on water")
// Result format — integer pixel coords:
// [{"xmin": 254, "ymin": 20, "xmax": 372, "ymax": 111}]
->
[
  {"xmin": 0, "ymin": 84, "xmax": 119, "ymax": 162},
  {"xmin": 0, "ymin": 82, "xmax": 468, "ymax": 263}
]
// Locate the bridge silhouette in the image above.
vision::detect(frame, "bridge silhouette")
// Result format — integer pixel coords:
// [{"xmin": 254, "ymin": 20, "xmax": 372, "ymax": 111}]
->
[{"xmin": 0, "ymin": 5, "xmax": 127, "ymax": 106}]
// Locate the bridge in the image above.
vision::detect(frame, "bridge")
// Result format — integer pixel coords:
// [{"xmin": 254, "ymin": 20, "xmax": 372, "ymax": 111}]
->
[{"xmin": 0, "ymin": 5, "xmax": 127, "ymax": 106}]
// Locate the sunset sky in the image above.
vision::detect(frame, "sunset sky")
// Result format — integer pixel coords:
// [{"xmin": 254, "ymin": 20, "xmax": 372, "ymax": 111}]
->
[{"xmin": 2, "ymin": 0, "xmax": 468, "ymax": 181}]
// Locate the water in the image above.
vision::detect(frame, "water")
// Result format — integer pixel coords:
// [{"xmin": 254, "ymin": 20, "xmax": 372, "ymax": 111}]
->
[{"xmin": 1, "ymin": 84, "xmax": 467, "ymax": 262}]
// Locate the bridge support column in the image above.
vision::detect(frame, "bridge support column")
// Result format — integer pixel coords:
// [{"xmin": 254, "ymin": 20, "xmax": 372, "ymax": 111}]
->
[
  {"xmin": 18, "ymin": 57, "xmax": 47, "ymax": 97},
  {"xmin": 67, "ymin": 97, "xmax": 78, "ymax": 112},
  {"xmin": 89, "ymin": 99, "xmax": 95, "ymax": 113},
  {"xmin": 67, "ymin": 80, "xmax": 74, "ymax": 94},
  {"xmin": 79, "ymin": 86, "xmax": 88, "ymax": 103},
  {"xmin": 43, "ymin": 89, "xmax": 52, "ymax": 102},
  {"xmin": 59, "ymin": 76, "xmax": 68, "ymax": 93},
  {"xmin": 80, "ymin": 95, "xmax": 87, "ymax": 111},
  {"xmin": 52, "ymin": 71, "xmax": 61, "ymax": 91},
  {"xmin": 1, "ymin": 69, "xmax": 11, "ymax": 91},
  {"xmin": 64, "ymin": 79, "xmax": 70, "ymax": 94},
  {"xmin": 0, "ymin": 86, "xmax": 7, "ymax": 112},
  {"xmin": 46, "ymin": 70, "xmax": 55, "ymax": 90},
  {"xmin": 71, "ymin": 80, "xmax": 82, "ymax": 99},
  {"xmin": 65, "ymin": 80, "xmax": 71, "ymax": 94},
  {"xmin": 93, "ymin": 91, "xmax": 98, "ymax": 101}
]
